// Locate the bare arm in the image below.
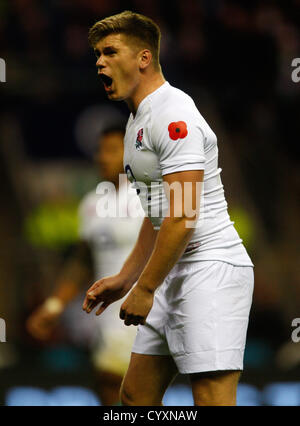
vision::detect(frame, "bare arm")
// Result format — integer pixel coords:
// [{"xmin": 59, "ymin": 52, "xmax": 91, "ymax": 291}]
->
[
  {"xmin": 83, "ymin": 170, "xmax": 203, "ymax": 323},
  {"xmin": 134, "ymin": 170, "xmax": 203, "ymax": 292},
  {"xmin": 27, "ymin": 241, "xmax": 93, "ymax": 340},
  {"xmin": 119, "ymin": 169, "xmax": 203, "ymax": 325},
  {"xmin": 118, "ymin": 216, "xmax": 158, "ymax": 286},
  {"xmin": 82, "ymin": 216, "xmax": 157, "ymax": 314},
  {"xmin": 52, "ymin": 241, "xmax": 93, "ymax": 304}
]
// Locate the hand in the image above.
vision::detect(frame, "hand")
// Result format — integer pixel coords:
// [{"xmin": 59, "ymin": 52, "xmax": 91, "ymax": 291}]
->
[
  {"xmin": 82, "ymin": 274, "xmax": 132, "ymax": 316},
  {"xmin": 119, "ymin": 285, "xmax": 154, "ymax": 326},
  {"xmin": 26, "ymin": 300, "xmax": 63, "ymax": 341}
]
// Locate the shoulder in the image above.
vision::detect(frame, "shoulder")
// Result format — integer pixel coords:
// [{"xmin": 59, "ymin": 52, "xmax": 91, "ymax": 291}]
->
[
  {"xmin": 151, "ymin": 83, "xmax": 200, "ymax": 126},
  {"xmin": 154, "ymin": 82, "xmax": 196, "ymax": 109},
  {"xmin": 148, "ymin": 84, "xmax": 203, "ymax": 142}
]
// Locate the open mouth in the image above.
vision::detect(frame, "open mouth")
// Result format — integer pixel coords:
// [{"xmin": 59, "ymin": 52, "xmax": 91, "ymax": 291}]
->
[{"xmin": 99, "ymin": 73, "xmax": 113, "ymax": 90}]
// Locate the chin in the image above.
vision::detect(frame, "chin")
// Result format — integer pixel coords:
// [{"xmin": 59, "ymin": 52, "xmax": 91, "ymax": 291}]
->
[
  {"xmin": 107, "ymin": 92, "xmax": 117, "ymax": 100},
  {"xmin": 108, "ymin": 93, "xmax": 123, "ymax": 101}
]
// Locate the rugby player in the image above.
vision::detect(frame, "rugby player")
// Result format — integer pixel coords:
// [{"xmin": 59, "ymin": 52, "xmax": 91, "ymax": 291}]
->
[{"xmin": 83, "ymin": 11, "xmax": 254, "ymax": 406}]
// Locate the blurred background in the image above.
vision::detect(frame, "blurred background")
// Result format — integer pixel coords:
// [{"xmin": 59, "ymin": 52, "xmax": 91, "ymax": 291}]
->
[{"xmin": 0, "ymin": 0, "xmax": 300, "ymax": 406}]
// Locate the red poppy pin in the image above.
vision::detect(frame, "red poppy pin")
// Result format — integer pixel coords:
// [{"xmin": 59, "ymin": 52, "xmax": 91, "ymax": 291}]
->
[{"xmin": 168, "ymin": 121, "xmax": 188, "ymax": 141}]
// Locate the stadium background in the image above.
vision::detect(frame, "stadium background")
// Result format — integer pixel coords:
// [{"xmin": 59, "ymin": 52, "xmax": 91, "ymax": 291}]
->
[{"xmin": 0, "ymin": 0, "xmax": 299, "ymax": 406}]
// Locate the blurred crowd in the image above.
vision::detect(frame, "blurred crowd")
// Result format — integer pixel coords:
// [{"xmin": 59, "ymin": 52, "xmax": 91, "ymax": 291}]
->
[{"xmin": 0, "ymin": 0, "xmax": 299, "ymax": 404}]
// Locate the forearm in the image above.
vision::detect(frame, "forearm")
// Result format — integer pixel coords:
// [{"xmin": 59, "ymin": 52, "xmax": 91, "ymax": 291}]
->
[
  {"xmin": 136, "ymin": 170, "xmax": 202, "ymax": 293},
  {"xmin": 137, "ymin": 216, "xmax": 195, "ymax": 292},
  {"xmin": 52, "ymin": 243, "xmax": 93, "ymax": 306},
  {"xmin": 118, "ymin": 217, "xmax": 158, "ymax": 287},
  {"xmin": 42, "ymin": 266, "xmax": 91, "ymax": 317},
  {"xmin": 52, "ymin": 273, "xmax": 85, "ymax": 305}
]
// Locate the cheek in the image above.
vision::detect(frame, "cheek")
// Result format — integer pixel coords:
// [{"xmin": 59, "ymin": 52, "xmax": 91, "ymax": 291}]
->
[
  {"xmin": 119, "ymin": 63, "xmax": 138, "ymax": 83},
  {"xmin": 118, "ymin": 72, "xmax": 131, "ymax": 87}
]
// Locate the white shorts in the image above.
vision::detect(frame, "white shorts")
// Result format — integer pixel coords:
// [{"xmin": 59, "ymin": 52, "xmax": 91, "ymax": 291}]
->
[{"xmin": 132, "ymin": 261, "xmax": 254, "ymax": 374}]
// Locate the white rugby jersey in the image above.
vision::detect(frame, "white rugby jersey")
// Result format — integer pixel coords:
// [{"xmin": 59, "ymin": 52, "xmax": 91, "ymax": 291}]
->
[
  {"xmin": 124, "ymin": 81, "xmax": 253, "ymax": 266},
  {"xmin": 78, "ymin": 182, "xmax": 144, "ymax": 279}
]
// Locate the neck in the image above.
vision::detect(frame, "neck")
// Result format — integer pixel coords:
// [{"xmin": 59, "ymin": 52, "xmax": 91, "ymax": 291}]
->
[{"xmin": 125, "ymin": 71, "xmax": 166, "ymax": 116}]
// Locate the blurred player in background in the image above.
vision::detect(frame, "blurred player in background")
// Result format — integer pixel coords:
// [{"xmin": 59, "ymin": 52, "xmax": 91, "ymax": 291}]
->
[{"xmin": 26, "ymin": 125, "xmax": 144, "ymax": 405}]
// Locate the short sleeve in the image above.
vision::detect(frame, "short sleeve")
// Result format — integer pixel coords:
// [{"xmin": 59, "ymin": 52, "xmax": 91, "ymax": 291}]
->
[{"xmin": 151, "ymin": 110, "xmax": 206, "ymax": 176}]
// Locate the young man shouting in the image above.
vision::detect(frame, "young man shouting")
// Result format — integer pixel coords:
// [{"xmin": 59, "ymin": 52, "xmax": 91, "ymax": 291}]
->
[{"xmin": 83, "ymin": 10, "xmax": 254, "ymax": 406}]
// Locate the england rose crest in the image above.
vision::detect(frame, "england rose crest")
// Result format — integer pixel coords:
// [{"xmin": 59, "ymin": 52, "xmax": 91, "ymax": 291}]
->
[{"xmin": 135, "ymin": 128, "xmax": 143, "ymax": 150}]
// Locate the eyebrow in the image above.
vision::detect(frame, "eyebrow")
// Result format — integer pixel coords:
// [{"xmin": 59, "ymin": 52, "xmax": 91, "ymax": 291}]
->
[
  {"xmin": 94, "ymin": 45, "xmax": 117, "ymax": 57},
  {"xmin": 103, "ymin": 46, "xmax": 117, "ymax": 53}
]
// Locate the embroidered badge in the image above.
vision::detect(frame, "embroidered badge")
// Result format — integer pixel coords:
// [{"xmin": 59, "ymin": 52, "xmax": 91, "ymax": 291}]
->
[
  {"xmin": 168, "ymin": 121, "xmax": 188, "ymax": 141},
  {"xmin": 135, "ymin": 128, "xmax": 143, "ymax": 150}
]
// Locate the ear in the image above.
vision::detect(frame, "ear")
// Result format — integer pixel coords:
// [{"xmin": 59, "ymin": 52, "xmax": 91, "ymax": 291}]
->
[{"xmin": 139, "ymin": 49, "xmax": 152, "ymax": 70}]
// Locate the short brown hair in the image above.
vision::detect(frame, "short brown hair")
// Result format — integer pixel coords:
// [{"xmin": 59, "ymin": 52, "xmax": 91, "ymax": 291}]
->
[{"xmin": 88, "ymin": 10, "xmax": 161, "ymax": 68}]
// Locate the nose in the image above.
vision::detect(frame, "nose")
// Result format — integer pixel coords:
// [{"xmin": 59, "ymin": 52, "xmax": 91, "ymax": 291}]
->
[{"xmin": 96, "ymin": 56, "xmax": 105, "ymax": 69}]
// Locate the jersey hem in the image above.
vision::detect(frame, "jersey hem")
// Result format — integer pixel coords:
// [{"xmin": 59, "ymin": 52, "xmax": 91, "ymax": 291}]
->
[{"xmin": 177, "ymin": 256, "xmax": 254, "ymax": 267}]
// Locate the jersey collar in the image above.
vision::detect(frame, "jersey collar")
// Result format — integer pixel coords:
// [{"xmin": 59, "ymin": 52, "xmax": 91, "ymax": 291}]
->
[{"xmin": 133, "ymin": 81, "xmax": 170, "ymax": 119}]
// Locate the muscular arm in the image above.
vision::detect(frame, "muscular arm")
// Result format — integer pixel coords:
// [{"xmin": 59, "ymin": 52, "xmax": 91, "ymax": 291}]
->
[
  {"xmin": 119, "ymin": 169, "xmax": 203, "ymax": 325},
  {"xmin": 136, "ymin": 170, "xmax": 203, "ymax": 292},
  {"xmin": 52, "ymin": 241, "xmax": 93, "ymax": 305},
  {"xmin": 82, "ymin": 216, "xmax": 157, "ymax": 314},
  {"xmin": 118, "ymin": 216, "xmax": 158, "ymax": 287},
  {"xmin": 83, "ymin": 170, "xmax": 203, "ymax": 323},
  {"xmin": 119, "ymin": 170, "xmax": 203, "ymax": 290}
]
